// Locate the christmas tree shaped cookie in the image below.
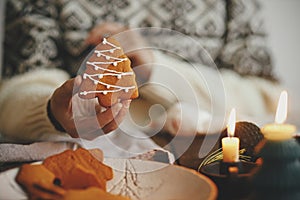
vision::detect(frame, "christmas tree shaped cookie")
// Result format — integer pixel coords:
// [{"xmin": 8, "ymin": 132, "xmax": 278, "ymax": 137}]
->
[{"xmin": 79, "ymin": 37, "xmax": 139, "ymax": 107}]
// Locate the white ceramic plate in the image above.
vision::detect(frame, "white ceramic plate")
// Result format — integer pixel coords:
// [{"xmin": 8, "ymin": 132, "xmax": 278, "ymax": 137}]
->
[{"xmin": 0, "ymin": 158, "xmax": 217, "ymax": 200}]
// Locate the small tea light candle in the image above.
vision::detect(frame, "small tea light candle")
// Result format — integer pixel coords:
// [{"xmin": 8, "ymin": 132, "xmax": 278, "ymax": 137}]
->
[
  {"xmin": 261, "ymin": 91, "xmax": 296, "ymax": 141},
  {"xmin": 222, "ymin": 108, "xmax": 240, "ymax": 163}
]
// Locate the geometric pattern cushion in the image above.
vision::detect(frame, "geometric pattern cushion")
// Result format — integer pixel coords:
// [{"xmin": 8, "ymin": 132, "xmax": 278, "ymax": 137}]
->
[
  {"xmin": 58, "ymin": 0, "xmax": 226, "ymax": 70},
  {"xmin": 218, "ymin": 0, "xmax": 275, "ymax": 79},
  {"xmin": 3, "ymin": 0, "xmax": 275, "ymax": 80},
  {"xmin": 4, "ymin": 0, "xmax": 63, "ymax": 77}
]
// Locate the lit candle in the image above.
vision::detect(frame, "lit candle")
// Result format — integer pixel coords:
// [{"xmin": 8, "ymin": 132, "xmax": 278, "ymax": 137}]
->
[
  {"xmin": 261, "ymin": 90, "xmax": 296, "ymax": 141},
  {"xmin": 222, "ymin": 108, "xmax": 240, "ymax": 163}
]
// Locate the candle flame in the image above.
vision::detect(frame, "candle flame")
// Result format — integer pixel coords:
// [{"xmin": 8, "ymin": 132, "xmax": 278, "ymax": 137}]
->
[
  {"xmin": 227, "ymin": 108, "xmax": 236, "ymax": 137},
  {"xmin": 275, "ymin": 90, "xmax": 288, "ymax": 124}
]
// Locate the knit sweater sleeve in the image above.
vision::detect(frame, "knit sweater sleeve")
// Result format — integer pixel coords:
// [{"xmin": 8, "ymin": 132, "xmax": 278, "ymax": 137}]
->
[{"xmin": 0, "ymin": 69, "xmax": 71, "ymax": 143}]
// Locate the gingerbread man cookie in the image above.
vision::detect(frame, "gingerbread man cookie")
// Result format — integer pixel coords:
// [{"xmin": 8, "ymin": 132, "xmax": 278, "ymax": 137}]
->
[{"xmin": 79, "ymin": 37, "xmax": 138, "ymax": 107}]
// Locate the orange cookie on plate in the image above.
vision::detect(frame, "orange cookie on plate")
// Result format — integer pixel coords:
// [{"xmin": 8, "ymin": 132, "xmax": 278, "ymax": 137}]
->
[
  {"xmin": 16, "ymin": 164, "xmax": 65, "ymax": 199},
  {"xmin": 43, "ymin": 148, "xmax": 113, "ymax": 190},
  {"xmin": 78, "ymin": 37, "xmax": 139, "ymax": 107}
]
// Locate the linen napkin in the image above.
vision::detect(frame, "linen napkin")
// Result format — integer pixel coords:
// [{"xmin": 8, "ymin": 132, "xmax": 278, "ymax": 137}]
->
[
  {"xmin": 0, "ymin": 141, "xmax": 78, "ymax": 163},
  {"xmin": 0, "ymin": 141, "xmax": 173, "ymax": 164}
]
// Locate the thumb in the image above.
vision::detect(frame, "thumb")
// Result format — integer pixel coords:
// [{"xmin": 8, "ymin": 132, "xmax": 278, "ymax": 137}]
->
[{"xmin": 73, "ymin": 75, "xmax": 83, "ymax": 95}]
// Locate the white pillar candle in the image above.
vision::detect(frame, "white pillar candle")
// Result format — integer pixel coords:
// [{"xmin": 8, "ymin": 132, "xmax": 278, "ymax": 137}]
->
[
  {"xmin": 222, "ymin": 108, "xmax": 240, "ymax": 163},
  {"xmin": 222, "ymin": 137, "xmax": 240, "ymax": 162},
  {"xmin": 261, "ymin": 91, "xmax": 296, "ymax": 141}
]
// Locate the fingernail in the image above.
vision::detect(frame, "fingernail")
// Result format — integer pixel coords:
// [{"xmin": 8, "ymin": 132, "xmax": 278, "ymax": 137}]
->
[
  {"xmin": 74, "ymin": 75, "xmax": 82, "ymax": 86},
  {"xmin": 113, "ymin": 103, "xmax": 123, "ymax": 115},
  {"xmin": 123, "ymin": 100, "xmax": 132, "ymax": 108}
]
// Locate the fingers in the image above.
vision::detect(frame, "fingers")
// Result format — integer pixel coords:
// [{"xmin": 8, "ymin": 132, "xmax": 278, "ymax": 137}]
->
[
  {"xmin": 71, "ymin": 104, "xmax": 122, "ymax": 135},
  {"xmin": 73, "ymin": 75, "xmax": 83, "ymax": 92},
  {"xmin": 62, "ymin": 99, "xmax": 131, "ymax": 139},
  {"xmin": 96, "ymin": 103, "xmax": 123, "ymax": 128},
  {"xmin": 72, "ymin": 100, "xmax": 131, "ymax": 137},
  {"xmin": 102, "ymin": 100, "xmax": 131, "ymax": 133}
]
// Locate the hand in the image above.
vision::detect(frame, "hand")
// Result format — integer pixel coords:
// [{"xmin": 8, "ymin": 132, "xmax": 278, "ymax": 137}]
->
[
  {"xmin": 85, "ymin": 22, "xmax": 153, "ymax": 84},
  {"xmin": 49, "ymin": 75, "xmax": 131, "ymax": 139}
]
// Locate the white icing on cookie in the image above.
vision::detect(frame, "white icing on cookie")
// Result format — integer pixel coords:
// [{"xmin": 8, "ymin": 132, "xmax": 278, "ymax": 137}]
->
[
  {"xmin": 83, "ymin": 72, "xmax": 133, "ymax": 79},
  {"xmin": 87, "ymin": 57, "xmax": 127, "ymax": 66},
  {"xmin": 86, "ymin": 61, "xmax": 132, "ymax": 74},
  {"xmin": 82, "ymin": 38, "xmax": 136, "ymax": 96},
  {"xmin": 80, "ymin": 87, "xmax": 134, "ymax": 96},
  {"xmin": 94, "ymin": 50, "xmax": 127, "ymax": 66},
  {"xmin": 81, "ymin": 73, "xmax": 135, "ymax": 92}
]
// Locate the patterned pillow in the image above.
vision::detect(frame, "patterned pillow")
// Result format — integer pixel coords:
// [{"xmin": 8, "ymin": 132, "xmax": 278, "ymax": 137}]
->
[
  {"xmin": 3, "ymin": 0, "xmax": 63, "ymax": 77},
  {"xmin": 58, "ymin": 0, "xmax": 226, "ymax": 72},
  {"xmin": 3, "ymin": 0, "xmax": 275, "ymax": 79},
  {"xmin": 218, "ymin": 0, "xmax": 275, "ymax": 79}
]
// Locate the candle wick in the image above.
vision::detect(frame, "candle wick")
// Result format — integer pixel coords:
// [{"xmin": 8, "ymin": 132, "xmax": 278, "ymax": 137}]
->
[{"xmin": 227, "ymin": 131, "xmax": 234, "ymax": 138}]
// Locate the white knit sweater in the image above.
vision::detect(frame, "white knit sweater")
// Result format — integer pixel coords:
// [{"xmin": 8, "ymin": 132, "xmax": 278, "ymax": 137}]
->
[{"xmin": 0, "ymin": 68, "xmax": 71, "ymax": 143}]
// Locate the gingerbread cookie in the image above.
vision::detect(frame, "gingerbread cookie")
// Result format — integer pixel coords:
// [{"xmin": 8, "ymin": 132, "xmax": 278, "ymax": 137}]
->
[
  {"xmin": 16, "ymin": 164, "xmax": 65, "ymax": 199},
  {"xmin": 15, "ymin": 148, "xmax": 131, "ymax": 200},
  {"xmin": 43, "ymin": 148, "xmax": 113, "ymax": 190},
  {"xmin": 79, "ymin": 37, "xmax": 139, "ymax": 107}
]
